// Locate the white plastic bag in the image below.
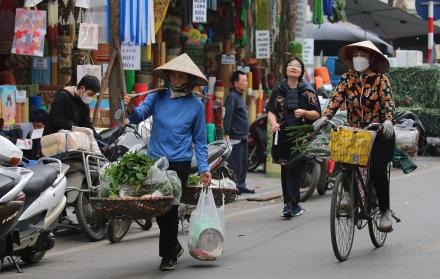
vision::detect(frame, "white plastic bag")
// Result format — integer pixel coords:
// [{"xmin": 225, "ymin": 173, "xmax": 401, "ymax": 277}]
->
[
  {"xmin": 394, "ymin": 127, "xmax": 419, "ymax": 158},
  {"xmin": 188, "ymin": 188, "xmax": 225, "ymax": 261}
]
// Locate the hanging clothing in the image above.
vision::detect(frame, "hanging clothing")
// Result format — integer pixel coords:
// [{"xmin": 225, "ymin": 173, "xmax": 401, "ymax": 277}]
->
[
  {"xmin": 120, "ymin": 0, "xmax": 156, "ymax": 45},
  {"xmin": 313, "ymin": 0, "xmax": 324, "ymax": 25},
  {"xmin": 323, "ymin": 0, "xmax": 333, "ymax": 18}
]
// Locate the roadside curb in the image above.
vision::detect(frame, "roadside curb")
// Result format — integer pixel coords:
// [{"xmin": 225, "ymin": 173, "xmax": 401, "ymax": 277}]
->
[{"xmin": 236, "ymin": 190, "xmax": 282, "ymax": 202}]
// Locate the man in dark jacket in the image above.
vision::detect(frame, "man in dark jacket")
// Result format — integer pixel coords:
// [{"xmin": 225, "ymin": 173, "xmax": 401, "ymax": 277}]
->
[
  {"xmin": 44, "ymin": 75, "xmax": 100, "ymax": 135},
  {"xmin": 224, "ymin": 70, "xmax": 254, "ymax": 194}
]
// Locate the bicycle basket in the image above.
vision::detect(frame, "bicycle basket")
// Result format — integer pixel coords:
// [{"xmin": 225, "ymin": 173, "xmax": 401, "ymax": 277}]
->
[{"xmin": 329, "ymin": 127, "xmax": 375, "ymax": 166}]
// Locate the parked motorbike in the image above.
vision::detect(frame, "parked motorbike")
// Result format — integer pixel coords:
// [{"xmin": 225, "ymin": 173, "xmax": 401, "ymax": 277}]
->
[
  {"xmin": 59, "ymin": 150, "xmax": 108, "ymax": 241},
  {"xmin": 0, "ymin": 135, "xmax": 68, "ymax": 272},
  {"xmin": 248, "ymin": 113, "xmax": 267, "ymax": 171}
]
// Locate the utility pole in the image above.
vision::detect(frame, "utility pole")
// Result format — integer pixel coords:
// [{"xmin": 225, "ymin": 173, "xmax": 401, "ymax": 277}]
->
[{"xmin": 108, "ymin": 0, "xmax": 124, "ymax": 127}]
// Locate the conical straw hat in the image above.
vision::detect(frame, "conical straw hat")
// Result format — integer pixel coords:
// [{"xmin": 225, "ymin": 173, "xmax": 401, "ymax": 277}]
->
[
  {"xmin": 338, "ymin": 40, "xmax": 390, "ymax": 73},
  {"xmin": 152, "ymin": 53, "xmax": 208, "ymax": 86}
]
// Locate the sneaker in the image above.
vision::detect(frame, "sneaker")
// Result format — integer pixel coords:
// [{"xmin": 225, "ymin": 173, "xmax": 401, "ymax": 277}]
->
[
  {"xmin": 282, "ymin": 205, "xmax": 293, "ymax": 219},
  {"xmin": 378, "ymin": 209, "xmax": 393, "ymax": 232},
  {"xmin": 159, "ymin": 258, "xmax": 175, "ymax": 271},
  {"xmin": 173, "ymin": 242, "xmax": 184, "ymax": 264},
  {"xmin": 291, "ymin": 205, "xmax": 304, "ymax": 217}
]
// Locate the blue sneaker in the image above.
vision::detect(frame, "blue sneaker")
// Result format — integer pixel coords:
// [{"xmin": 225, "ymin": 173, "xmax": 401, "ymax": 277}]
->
[
  {"xmin": 282, "ymin": 205, "xmax": 293, "ymax": 219},
  {"xmin": 291, "ymin": 205, "xmax": 304, "ymax": 217}
]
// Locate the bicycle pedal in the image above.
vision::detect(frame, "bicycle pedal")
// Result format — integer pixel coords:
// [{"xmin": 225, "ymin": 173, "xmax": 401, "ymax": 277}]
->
[{"xmin": 391, "ymin": 210, "xmax": 401, "ymax": 223}]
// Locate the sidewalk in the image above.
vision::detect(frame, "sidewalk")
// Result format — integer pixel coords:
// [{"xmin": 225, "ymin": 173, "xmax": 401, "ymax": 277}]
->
[{"xmin": 238, "ymin": 171, "xmax": 282, "ymax": 202}]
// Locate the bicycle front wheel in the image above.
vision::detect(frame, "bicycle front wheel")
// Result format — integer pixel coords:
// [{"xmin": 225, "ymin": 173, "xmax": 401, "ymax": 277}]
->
[
  {"xmin": 368, "ymin": 187, "xmax": 387, "ymax": 248},
  {"xmin": 330, "ymin": 171, "xmax": 355, "ymax": 262}
]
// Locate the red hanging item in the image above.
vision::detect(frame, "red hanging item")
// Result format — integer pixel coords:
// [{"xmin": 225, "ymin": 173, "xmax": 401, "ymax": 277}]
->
[{"xmin": 205, "ymin": 95, "xmax": 214, "ymax": 124}]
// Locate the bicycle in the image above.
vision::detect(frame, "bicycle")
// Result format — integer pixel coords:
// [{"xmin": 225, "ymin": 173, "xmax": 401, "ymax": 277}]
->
[{"xmin": 327, "ymin": 123, "xmax": 401, "ymax": 262}]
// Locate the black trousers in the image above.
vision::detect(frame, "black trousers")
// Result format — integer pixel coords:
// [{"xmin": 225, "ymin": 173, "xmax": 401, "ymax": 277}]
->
[
  {"xmin": 156, "ymin": 161, "xmax": 191, "ymax": 259},
  {"xmin": 227, "ymin": 140, "xmax": 248, "ymax": 189},
  {"xmin": 370, "ymin": 134, "xmax": 395, "ymax": 212},
  {"xmin": 281, "ymin": 160, "xmax": 306, "ymax": 207}
]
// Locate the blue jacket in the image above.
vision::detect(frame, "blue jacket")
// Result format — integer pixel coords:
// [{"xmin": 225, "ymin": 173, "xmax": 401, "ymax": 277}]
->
[
  {"xmin": 128, "ymin": 89, "xmax": 209, "ymax": 174},
  {"xmin": 223, "ymin": 89, "xmax": 249, "ymax": 140}
]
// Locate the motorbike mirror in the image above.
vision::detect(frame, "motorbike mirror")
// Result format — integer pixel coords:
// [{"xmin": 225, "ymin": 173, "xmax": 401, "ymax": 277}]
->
[{"xmin": 114, "ymin": 108, "xmax": 122, "ymax": 120}]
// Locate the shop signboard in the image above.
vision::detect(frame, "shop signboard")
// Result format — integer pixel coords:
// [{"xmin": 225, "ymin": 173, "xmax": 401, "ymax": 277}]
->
[
  {"xmin": 295, "ymin": 0, "xmax": 307, "ymax": 40},
  {"xmin": 302, "ymin": 39, "xmax": 314, "ymax": 66},
  {"xmin": 121, "ymin": 42, "xmax": 141, "ymax": 70},
  {"xmin": 221, "ymin": 54, "xmax": 235, "ymax": 65},
  {"xmin": 193, "ymin": 0, "xmax": 207, "ymax": 23},
  {"xmin": 256, "ymin": 30, "xmax": 270, "ymax": 59}
]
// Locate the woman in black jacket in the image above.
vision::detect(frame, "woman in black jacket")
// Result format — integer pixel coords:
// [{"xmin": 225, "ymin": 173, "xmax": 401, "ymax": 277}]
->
[
  {"xmin": 266, "ymin": 56, "xmax": 321, "ymax": 219},
  {"xmin": 44, "ymin": 75, "xmax": 100, "ymax": 135}
]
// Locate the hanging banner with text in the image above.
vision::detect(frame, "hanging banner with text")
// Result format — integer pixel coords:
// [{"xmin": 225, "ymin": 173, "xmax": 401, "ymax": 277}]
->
[
  {"xmin": 256, "ymin": 30, "xmax": 270, "ymax": 59},
  {"xmin": 193, "ymin": 0, "xmax": 207, "ymax": 23},
  {"xmin": 121, "ymin": 42, "xmax": 141, "ymax": 70},
  {"xmin": 302, "ymin": 39, "xmax": 314, "ymax": 66}
]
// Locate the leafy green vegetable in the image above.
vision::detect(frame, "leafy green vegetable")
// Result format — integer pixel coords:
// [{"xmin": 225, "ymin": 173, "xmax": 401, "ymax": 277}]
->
[
  {"xmin": 104, "ymin": 151, "xmax": 156, "ymax": 196},
  {"xmin": 187, "ymin": 174, "xmax": 200, "ymax": 186}
]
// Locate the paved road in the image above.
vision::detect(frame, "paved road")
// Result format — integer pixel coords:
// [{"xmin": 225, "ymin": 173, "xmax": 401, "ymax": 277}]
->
[{"xmin": 2, "ymin": 158, "xmax": 440, "ymax": 279}]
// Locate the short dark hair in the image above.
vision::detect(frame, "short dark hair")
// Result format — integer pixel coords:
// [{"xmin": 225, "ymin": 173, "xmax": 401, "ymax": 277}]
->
[
  {"xmin": 30, "ymin": 109, "xmax": 48, "ymax": 124},
  {"xmin": 284, "ymin": 56, "xmax": 305, "ymax": 81},
  {"xmin": 230, "ymin": 70, "xmax": 246, "ymax": 87},
  {"xmin": 78, "ymin": 75, "xmax": 101, "ymax": 94}
]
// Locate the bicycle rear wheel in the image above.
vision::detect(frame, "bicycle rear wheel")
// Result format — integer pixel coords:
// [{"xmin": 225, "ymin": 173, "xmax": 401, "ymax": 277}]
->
[
  {"xmin": 330, "ymin": 171, "xmax": 355, "ymax": 262},
  {"xmin": 368, "ymin": 186, "xmax": 387, "ymax": 248}
]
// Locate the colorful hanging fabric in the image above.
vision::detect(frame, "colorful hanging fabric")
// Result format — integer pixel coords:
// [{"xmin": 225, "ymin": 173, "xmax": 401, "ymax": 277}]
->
[
  {"xmin": 154, "ymin": 0, "xmax": 171, "ymax": 33},
  {"xmin": 312, "ymin": 0, "xmax": 324, "ymax": 25},
  {"xmin": 329, "ymin": 0, "xmax": 347, "ymax": 23},
  {"xmin": 323, "ymin": 0, "xmax": 333, "ymax": 18},
  {"xmin": 47, "ymin": 0, "xmax": 58, "ymax": 49},
  {"xmin": 120, "ymin": 0, "xmax": 155, "ymax": 45},
  {"xmin": 235, "ymin": 0, "xmax": 251, "ymax": 48}
]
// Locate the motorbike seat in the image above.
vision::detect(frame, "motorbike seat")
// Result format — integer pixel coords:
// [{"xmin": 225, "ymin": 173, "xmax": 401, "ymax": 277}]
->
[
  {"xmin": 0, "ymin": 173, "xmax": 19, "ymax": 199},
  {"xmin": 23, "ymin": 165, "xmax": 58, "ymax": 198},
  {"xmin": 190, "ymin": 144, "xmax": 225, "ymax": 172},
  {"xmin": 99, "ymin": 126, "xmax": 124, "ymax": 145}
]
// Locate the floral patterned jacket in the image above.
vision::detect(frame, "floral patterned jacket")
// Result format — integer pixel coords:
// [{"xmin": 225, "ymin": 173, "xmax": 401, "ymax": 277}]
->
[{"xmin": 324, "ymin": 69, "xmax": 395, "ymax": 128}]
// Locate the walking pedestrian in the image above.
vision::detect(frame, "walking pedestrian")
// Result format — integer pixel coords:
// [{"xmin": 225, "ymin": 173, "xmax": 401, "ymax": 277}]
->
[
  {"xmin": 124, "ymin": 53, "xmax": 211, "ymax": 271},
  {"xmin": 224, "ymin": 70, "xmax": 255, "ymax": 194},
  {"xmin": 266, "ymin": 56, "xmax": 321, "ymax": 219}
]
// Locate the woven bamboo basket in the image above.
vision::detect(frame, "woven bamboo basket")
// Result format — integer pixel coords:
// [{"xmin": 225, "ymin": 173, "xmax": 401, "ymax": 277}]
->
[{"xmin": 90, "ymin": 196, "xmax": 174, "ymax": 219}]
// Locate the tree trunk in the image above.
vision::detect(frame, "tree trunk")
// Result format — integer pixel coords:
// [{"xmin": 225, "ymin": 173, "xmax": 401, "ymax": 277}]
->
[
  {"xmin": 109, "ymin": 0, "xmax": 123, "ymax": 127},
  {"xmin": 271, "ymin": 0, "xmax": 296, "ymax": 84}
]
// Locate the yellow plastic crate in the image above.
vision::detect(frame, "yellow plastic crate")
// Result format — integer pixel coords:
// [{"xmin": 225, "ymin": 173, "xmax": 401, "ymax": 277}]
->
[{"xmin": 329, "ymin": 127, "xmax": 376, "ymax": 166}]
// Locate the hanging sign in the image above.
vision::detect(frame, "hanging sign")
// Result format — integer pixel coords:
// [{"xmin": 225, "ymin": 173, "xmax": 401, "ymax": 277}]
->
[
  {"xmin": 121, "ymin": 42, "xmax": 141, "ymax": 70},
  {"xmin": 302, "ymin": 39, "xmax": 314, "ymax": 66},
  {"xmin": 15, "ymin": 90, "xmax": 27, "ymax": 103},
  {"xmin": 295, "ymin": 0, "xmax": 307, "ymax": 40},
  {"xmin": 77, "ymin": 65, "xmax": 102, "ymax": 85},
  {"xmin": 77, "ymin": 23, "xmax": 99, "ymax": 50},
  {"xmin": 33, "ymin": 57, "xmax": 49, "ymax": 69},
  {"xmin": 11, "ymin": 9, "xmax": 47, "ymax": 57},
  {"xmin": 221, "ymin": 54, "xmax": 235, "ymax": 65},
  {"xmin": 255, "ymin": 30, "xmax": 270, "ymax": 59},
  {"xmin": 24, "ymin": 0, "xmax": 44, "ymax": 7},
  {"xmin": 193, "ymin": 0, "xmax": 207, "ymax": 23}
]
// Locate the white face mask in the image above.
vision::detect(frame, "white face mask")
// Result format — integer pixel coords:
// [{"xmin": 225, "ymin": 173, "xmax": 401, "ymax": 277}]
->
[
  {"xmin": 81, "ymin": 95, "xmax": 92, "ymax": 104},
  {"xmin": 352, "ymin": 57, "xmax": 370, "ymax": 72}
]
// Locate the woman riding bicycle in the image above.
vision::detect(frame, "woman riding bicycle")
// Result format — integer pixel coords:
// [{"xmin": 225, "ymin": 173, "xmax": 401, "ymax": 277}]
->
[{"xmin": 314, "ymin": 41, "xmax": 395, "ymax": 232}]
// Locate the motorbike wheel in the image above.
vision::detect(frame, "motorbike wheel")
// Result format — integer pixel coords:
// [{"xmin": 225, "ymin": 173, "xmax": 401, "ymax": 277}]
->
[
  {"xmin": 107, "ymin": 218, "xmax": 132, "ymax": 243},
  {"xmin": 135, "ymin": 218, "xmax": 153, "ymax": 231},
  {"xmin": 20, "ymin": 250, "xmax": 45, "ymax": 264},
  {"xmin": 75, "ymin": 191, "xmax": 106, "ymax": 241},
  {"xmin": 317, "ymin": 160, "xmax": 328, "ymax": 196},
  {"xmin": 247, "ymin": 145, "xmax": 260, "ymax": 172},
  {"xmin": 299, "ymin": 160, "xmax": 321, "ymax": 202}
]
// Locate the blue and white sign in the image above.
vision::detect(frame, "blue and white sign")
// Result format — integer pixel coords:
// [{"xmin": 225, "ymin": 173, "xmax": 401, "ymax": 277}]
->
[{"xmin": 416, "ymin": 0, "xmax": 440, "ymax": 20}]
